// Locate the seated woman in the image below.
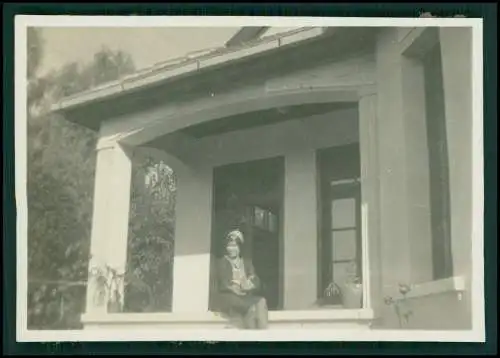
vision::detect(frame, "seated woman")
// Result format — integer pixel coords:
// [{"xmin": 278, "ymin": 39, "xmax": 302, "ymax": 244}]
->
[{"xmin": 214, "ymin": 229, "xmax": 269, "ymax": 329}]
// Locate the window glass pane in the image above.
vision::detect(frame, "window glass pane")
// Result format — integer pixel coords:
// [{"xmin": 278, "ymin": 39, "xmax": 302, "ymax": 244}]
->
[
  {"xmin": 254, "ymin": 207, "xmax": 265, "ymax": 228},
  {"xmin": 268, "ymin": 212, "xmax": 278, "ymax": 232},
  {"xmin": 331, "ymin": 198, "xmax": 356, "ymax": 229},
  {"xmin": 332, "ymin": 261, "xmax": 356, "ymax": 284},
  {"xmin": 331, "ymin": 230, "xmax": 357, "ymax": 261}
]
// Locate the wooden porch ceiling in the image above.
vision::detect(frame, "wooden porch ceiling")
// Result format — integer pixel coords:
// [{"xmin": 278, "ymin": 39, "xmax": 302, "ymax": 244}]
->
[{"xmin": 144, "ymin": 101, "xmax": 357, "ymax": 158}]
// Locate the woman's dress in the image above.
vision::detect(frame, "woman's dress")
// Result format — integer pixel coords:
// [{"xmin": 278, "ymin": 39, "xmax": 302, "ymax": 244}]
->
[{"xmin": 215, "ymin": 256, "xmax": 262, "ymax": 315}]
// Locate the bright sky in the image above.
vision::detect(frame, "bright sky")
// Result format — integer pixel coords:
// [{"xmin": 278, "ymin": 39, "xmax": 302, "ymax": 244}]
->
[{"xmin": 39, "ymin": 27, "xmax": 240, "ymax": 75}]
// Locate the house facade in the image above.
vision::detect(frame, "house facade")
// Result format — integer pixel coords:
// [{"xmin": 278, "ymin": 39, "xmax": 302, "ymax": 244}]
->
[{"xmin": 53, "ymin": 26, "xmax": 474, "ymax": 330}]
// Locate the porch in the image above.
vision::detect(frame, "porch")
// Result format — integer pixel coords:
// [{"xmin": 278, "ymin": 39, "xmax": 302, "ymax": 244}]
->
[{"xmin": 52, "ymin": 26, "xmax": 474, "ymax": 331}]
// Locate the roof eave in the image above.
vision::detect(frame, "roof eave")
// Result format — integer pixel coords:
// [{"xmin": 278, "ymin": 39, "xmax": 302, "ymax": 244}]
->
[
  {"xmin": 225, "ymin": 26, "xmax": 270, "ymax": 47},
  {"xmin": 50, "ymin": 27, "xmax": 328, "ymax": 115}
]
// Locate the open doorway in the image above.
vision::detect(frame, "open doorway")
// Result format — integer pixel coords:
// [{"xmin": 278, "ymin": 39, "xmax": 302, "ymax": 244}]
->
[{"xmin": 210, "ymin": 157, "xmax": 284, "ymax": 311}]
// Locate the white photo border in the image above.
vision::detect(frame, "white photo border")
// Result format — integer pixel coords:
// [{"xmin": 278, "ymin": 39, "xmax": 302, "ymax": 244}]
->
[{"xmin": 14, "ymin": 15, "xmax": 485, "ymax": 343}]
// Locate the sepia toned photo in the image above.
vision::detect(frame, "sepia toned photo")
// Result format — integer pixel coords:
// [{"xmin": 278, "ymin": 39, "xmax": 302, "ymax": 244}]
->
[{"xmin": 15, "ymin": 16, "xmax": 485, "ymax": 342}]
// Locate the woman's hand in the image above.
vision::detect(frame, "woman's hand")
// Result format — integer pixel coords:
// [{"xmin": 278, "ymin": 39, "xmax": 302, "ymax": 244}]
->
[
  {"xmin": 240, "ymin": 278, "xmax": 255, "ymax": 291},
  {"xmin": 230, "ymin": 282, "xmax": 246, "ymax": 296}
]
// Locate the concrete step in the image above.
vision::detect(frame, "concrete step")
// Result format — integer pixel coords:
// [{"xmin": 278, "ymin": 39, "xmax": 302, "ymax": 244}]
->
[{"xmin": 81, "ymin": 309, "xmax": 374, "ymax": 330}]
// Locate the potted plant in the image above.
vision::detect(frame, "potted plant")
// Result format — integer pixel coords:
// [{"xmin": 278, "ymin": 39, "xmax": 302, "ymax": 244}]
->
[
  {"xmin": 320, "ymin": 281, "xmax": 342, "ymax": 306},
  {"xmin": 88, "ymin": 258, "xmax": 155, "ymax": 314},
  {"xmin": 88, "ymin": 263, "xmax": 125, "ymax": 313},
  {"xmin": 384, "ymin": 283, "xmax": 413, "ymax": 328},
  {"xmin": 338, "ymin": 262, "xmax": 363, "ymax": 309}
]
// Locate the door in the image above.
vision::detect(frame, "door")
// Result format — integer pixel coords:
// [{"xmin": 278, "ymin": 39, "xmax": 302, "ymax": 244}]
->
[{"xmin": 210, "ymin": 157, "xmax": 284, "ymax": 311}]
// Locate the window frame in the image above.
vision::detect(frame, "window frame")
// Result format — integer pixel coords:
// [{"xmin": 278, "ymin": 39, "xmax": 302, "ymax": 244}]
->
[
  {"xmin": 422, "ymin": 40, "xmax": 454, "ymax": 280},
  {"xmin": 328, "ymin": 181, "xmax": 363, "ymax": 283},
  {"xmin": 316, "ymin": 144, "xmax": 362, "ymax": 301},
  {"xmin": 400, "ymin": 27, "xmax": 454, "ymax": 281}
]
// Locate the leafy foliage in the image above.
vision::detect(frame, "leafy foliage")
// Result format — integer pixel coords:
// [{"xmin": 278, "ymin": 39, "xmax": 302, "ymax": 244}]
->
[
  {"xmin": 125, "ymin": 158, "xmax": 176, "ymax": 312},
  {"xmin": 384, "ymin": 284, "xmax": 414, "ymax": 328},
  {"xmin": 27, "ymin": 28, "xmax": 176, "ymax": 329}
]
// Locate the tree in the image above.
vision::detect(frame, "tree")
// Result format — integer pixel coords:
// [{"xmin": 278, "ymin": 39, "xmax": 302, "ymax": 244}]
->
[
  {"xmin": 27, "ymin": 27, "xmax": 45, "ymax": 108},
  {"xmin": 126, "ymin": 158, "xmax": 177, "ymax": 312},
  {"xmin": 27, "ymin": 29, "xmax": 177, "ymax": 329}
]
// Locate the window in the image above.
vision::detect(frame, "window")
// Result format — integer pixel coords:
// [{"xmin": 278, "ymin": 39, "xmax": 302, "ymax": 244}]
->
[
  {"xmin": 252, "ymin": 206, "xmax": 278, "ymax": 233},
  {"xmin": 402, "ymin": 28, "xmax": 454, "ymax": 281},
  {"xmin": 329, "ymin": 185, "xmax": 362, "ymax": 286},
  {"xmin": 317, "ymin": 144, "xmax": 362, "ymax": 302},
  {"xmin": 423, "ymin": 41, "xmax": 453, "ymax": 279}
]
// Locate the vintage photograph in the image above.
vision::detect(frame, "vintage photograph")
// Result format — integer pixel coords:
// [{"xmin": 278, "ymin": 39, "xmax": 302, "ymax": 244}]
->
[{"xmin": 16, "ymin": 16, "xmax": 484, "ymax": 342}]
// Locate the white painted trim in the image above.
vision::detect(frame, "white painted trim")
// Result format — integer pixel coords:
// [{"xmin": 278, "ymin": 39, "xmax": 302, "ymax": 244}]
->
[
  {"xmin": 398, "ymin": 27, "xmax": 427, "ymax": 55},
  {"xmin": 358, "ymin": 94, "xmax": 379, "ymax": 311},
  {"xmin": 330, "ymin": 178, "xmax": 361, "ymax": 186},
  {"xmin": 81, "ymin": 308, "xmax": 375, "ymax": 325},
  {"xmin": 397, "ymin": 26, "xmax": 439, "ymax": 58},
  {"xmin": 361, "ymin": 203, "xmax": 371, "ymax": 309},
  {"xmin": 270, "ymin": 309, "xmax": 374, "ymax": 321},
  {"xmin": 394, "ymin": 276, "xmax": 466, "ymax": 301}
]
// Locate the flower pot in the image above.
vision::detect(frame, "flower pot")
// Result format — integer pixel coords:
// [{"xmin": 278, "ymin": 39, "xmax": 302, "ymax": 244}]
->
[
  {"xmin": 340, "ymin": 283, "xmax": 363, "ymax": 309},
  {"xmin": 107, "ymin": 299, "xmax": 122, "ymax": 313},
  {"xmin": 319, "ymin": 294, "xmax": 342, "ymax": 306},
  {"xmin": 320, "ymin": 282, "xmax": 342, "ymax": 306}
]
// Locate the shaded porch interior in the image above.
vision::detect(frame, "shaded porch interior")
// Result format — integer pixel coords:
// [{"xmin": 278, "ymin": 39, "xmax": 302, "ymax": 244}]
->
[
  {"xmin": 145, "ymin": 102, "xmax": 356, "ymax": 161},
  {"xmin": 140, "ymin": 100, "xmax": 363, "ymax": 312},
  {"xmin": 210, "ymin": 157, "xmax": 285, "ymax": 311}
]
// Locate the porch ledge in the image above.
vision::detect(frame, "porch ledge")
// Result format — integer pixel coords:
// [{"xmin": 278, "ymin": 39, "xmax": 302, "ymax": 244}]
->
[
  {"xmin": 394, "ymin": 276, "xmax": 466, "ymax": 301},
  {"xmin": 81, "ymin": 308, "xmax": 374, "ymax": 325}
]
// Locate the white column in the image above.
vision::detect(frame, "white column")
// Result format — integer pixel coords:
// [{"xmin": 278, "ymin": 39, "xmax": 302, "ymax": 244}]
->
[
  {"xmin": 171, "ymin": 164, "xmax": 213, "ymax": 313},
  {"xmin": 86, "ymin": 143, "xmax": 132, "ymax": 314},
  {"xmin": 358, "ymin": 91, "xmax": 381, "ymax": 312},
  {"xmin": 283, "ymin": 150, "xmax": 318, "ymax": 309}
]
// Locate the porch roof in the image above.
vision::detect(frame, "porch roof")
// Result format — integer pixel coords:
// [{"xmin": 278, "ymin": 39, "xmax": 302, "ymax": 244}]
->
[{"xmin": 50, "ymin": 27, "xmax": 332, "ymax": 129}]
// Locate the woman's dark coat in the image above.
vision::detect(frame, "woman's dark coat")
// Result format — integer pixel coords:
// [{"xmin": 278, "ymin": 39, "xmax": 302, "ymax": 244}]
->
[{"xmin": 213, "ymin": 257, "xmax": 263, "ymax": 315}]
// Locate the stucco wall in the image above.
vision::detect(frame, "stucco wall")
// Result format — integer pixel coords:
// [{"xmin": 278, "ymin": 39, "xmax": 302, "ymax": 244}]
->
[
  {"xmin": 375, "ymin": 29, "xmax": 413, "ymax": 293},
  {"xmin": 194, "ymin": 107, "xmax": 359, "ymax": 167},
  {"xmin": 171, "ymin": 164, "xmax": 214, "ymax": 312},
  {"xmin": 375, "ymin": 291, "xmax": 470, "ymax": 330},
  {"xmin": 374, "ymin": 27, "xmax": 473, "ymax": 330}
]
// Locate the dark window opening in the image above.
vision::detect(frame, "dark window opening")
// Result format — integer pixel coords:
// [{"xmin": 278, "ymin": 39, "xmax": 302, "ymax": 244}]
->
[{"xmin": 423, "ymin": 42, "xmax": 453, "ymax": 280}]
